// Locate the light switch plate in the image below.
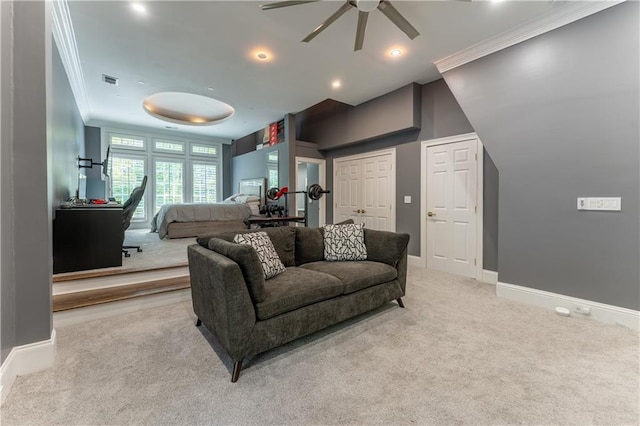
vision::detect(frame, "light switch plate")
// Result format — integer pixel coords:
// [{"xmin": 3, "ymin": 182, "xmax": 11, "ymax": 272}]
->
[
  {"xmin": 404, "ymin": 196, "xmax": 411, "ymax": 204},
  {"xmin": 577, "ymin": 197, "xmax": 621, "ymax": 211}
]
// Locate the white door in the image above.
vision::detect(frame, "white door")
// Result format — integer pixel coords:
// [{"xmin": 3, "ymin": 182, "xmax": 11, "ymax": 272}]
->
[
  {"xmin": 334, "ymin": 150, "xmax": 395, "ymax": 231},
  {"xmin": 426, "ymin": 140, "xmax": 477, "ymax": 277},
  {"xmin": 361, "ymin": 154, "xmax": 393, "ymax": 231},
  {"xmin": 334, "ymin": 159, "xmax": 361, "ymax": 224}
]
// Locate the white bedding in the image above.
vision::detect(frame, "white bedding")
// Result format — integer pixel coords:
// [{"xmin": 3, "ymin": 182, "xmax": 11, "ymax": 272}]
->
[{"xmin": 151, "ymin": 202, "xmax": 252, "ymax": 239}]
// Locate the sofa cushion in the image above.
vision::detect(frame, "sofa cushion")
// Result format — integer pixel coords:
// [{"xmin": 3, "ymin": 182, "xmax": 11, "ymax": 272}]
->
[
  {"xmin": 300, "ymin": 261, "xmax": 397, "ymax": 295},
  {"xmin": 198, "ymin": 226, "xmax": 296, "ymax": 267},
  {"xmin": 255, "ymin": 267, "xmax": 344, "ymax": 321},
  {"xmin": 364, "ymin": 229, "xmax": 410, "ymax": 267},
  {"xmin": 234, "ymin": 232, "xmax": 286, "ymax": 280},
  {"xmin": 295, "ymin": 227, "xmax": 324, "ymax": 266},
  {"xmin": 323, "ymin": 223, "xmax": 367, "ymax": 261},
  {"xmin": 207, "ymin": 238, "xmax": 266, "ymax": 303}
]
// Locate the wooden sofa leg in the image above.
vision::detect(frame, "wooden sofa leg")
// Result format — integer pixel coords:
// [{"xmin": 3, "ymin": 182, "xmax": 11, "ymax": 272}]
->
[
  {"xmin": 396, "ymin": 298, "xmax": 405, "ymax": 308},
  {"xmin": 195, "ymin": 318, "xmax": 202, "ymax": 327},
  {"xmin": 231, "ymin": 360, "xmax": 243, "ymax": 383}
]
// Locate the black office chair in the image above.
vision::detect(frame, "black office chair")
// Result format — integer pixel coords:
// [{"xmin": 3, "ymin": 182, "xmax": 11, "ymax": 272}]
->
[{"xmin": 122, "ymin": 175, "xmax": 147, "ymax": 257}]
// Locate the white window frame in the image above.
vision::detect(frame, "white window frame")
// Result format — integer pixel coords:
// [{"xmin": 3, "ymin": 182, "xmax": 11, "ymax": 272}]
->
[
  {"xmin": 189, "ymin": 142, "xmax": 220, "ymax": 158},
  {"xmin": 153, "ymin": 156, "xmax": 186, "ymax": 215},
  {"xmin": 107, "ymin": 132, "xmax": 147, "ymax": 151},
  {"xmin": 190, "ymin": 160, "xmax": 221, "ymax": 204},
  {"xmin": 109, "ymin": 152, "xmax": 148, "ymax": 222},
  {"xmin": 153, "ymin": 138, "xmax": 186, "ymax": 155}
]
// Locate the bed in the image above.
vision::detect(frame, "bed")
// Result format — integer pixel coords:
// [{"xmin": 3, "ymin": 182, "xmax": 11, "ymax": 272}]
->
[{"xmin": 151, "ymin": 178, "xmax": 265, "ymax": 239}]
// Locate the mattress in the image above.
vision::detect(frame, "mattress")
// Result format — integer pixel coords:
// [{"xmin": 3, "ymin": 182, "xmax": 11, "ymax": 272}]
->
[{"xmin": 151, "ymin": 202, "xmax": 252, "ymax": 239}]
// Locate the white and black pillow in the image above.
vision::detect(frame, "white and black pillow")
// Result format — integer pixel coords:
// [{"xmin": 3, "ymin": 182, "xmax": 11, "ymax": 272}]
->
[
  {"xmin": 234, "ymin": 232, "xmax": 286, "ymax": 279},
  {"xmin": 323, "ymin": 223, "xmax": 367, "ymax": 261}
]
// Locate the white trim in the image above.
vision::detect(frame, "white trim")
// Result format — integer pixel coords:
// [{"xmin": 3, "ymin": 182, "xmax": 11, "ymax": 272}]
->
[
  {"xmin": 420, "ymin": 133, "xmax": 484, "ymax": 280},
  {"xmin": 1, "ymin": 330, "xmax": 57, "ymax": 404},
  {"xmin": 295, "ymin": 156, "xmax": 327, "ymax": 226},
  {"xmin": 332, "ymin": 148, "xmax": 397, "ymax": 232},
  {"xmin": 51, "ymin": 0, "xmax": 91, "ymax": 122},
  {"xmin": 482, "ymin": 269, "xmax": 498, "ymax": 285},
  {"xmin": 434, "ymin": 1, "xmax": 623, "ymax": 74},
  {"xmin": 53, "ymin": 288, "xmax": 192, "ymax": 328},
  {"xmin": 497, "ymin": 282, "xmax": 640, "ymax": 331},
  {"xmin": 408, "ymin": 255, "xmax": 424, "ymax": 268}
]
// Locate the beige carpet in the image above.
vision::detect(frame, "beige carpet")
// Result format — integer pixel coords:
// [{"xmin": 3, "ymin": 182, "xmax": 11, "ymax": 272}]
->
[
  {"xmin": 121, "ymin": 229, "xmax": 192, "ymax": 269},
  {"xmin": 3, "ymin": 267, "xmax": 638, "ymax": 425}
]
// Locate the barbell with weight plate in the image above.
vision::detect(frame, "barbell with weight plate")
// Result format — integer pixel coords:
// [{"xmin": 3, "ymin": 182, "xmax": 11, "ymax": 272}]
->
[{"xmin": 266, "ymin": 184, "xmax": 330, "ymax": 201}]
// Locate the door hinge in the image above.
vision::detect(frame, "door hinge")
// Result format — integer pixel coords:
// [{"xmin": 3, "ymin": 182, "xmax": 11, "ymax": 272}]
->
[
  {"xmin": 474, "ymin": 258, "xmax": 477, "ymax": 266},
  {"xmin": 475, "ymin": 153, "xmax": 478, "ymax": 161},
  {"xmin": 475, "ymin": 206, "xmax": 477, "ymax": 213}
]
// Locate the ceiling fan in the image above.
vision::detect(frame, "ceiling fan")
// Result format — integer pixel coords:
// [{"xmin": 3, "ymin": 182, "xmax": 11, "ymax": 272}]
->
[{"xmin": 261, "ymin": 0, "xmax": 420, "ymax": 51}]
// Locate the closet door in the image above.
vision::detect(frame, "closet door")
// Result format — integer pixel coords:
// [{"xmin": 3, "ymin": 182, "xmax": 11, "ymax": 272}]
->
[
  {"xmin": 334, "ymin": 158, "xmax": 361, "ymax": 224},
  {"xmin": 333, "ymin": 150, "xmax": 395, "ymax": 231}
]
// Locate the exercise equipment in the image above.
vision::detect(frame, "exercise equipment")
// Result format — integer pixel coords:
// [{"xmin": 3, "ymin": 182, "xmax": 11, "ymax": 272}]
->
[{"xmin": 266, "ymin": 184, "xmax": 330, "ymax": 226}]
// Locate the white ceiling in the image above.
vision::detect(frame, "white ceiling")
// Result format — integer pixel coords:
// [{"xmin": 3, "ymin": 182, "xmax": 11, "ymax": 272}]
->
[{"xmin": 67, "ymin": 0, "xmax": 566, "ymax": 140}]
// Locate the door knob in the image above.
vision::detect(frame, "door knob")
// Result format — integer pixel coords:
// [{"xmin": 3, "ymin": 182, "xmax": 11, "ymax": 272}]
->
[
  {"xmin": 427, "ymin": 211, "xmax": 436, "ymax": 217},
  {"xmin": 353, "ymin": 209, "xmax": 360, "ymax": 213},
  {"xmin": 361, "ymin": 210, "xmax": 366, "ymax": 214}
]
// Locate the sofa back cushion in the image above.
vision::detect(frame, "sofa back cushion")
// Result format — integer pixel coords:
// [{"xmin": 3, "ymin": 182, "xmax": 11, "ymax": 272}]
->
[
  {"xmin": 198, "ymin": 226, "xmax": 296, "ymax": 267},
  {"xmin": 295, "ymin": 227, "xmax": 324, "ymax": 266},
  {"xmin": 207, "ymin": 238, "xmax": 266, "ymax": 303},
  {"xmin": 364, "ymin": 229, "xmax": 410, "ymax": 266}
]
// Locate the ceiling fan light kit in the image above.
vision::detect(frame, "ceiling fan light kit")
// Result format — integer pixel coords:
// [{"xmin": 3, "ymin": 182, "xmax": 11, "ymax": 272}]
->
[{"xmin": 262, "ymin": 0, "xmax": 420, "ymax": 51}]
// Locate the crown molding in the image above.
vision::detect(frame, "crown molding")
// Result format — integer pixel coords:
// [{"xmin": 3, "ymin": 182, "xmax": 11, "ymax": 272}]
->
[
  {"xmin": 51, "ymin": 0, "xmax": 91, "ymax": 122},
  {"xmin": 434, "ymin": 0, "xmax": 624, "ymax": 74}
]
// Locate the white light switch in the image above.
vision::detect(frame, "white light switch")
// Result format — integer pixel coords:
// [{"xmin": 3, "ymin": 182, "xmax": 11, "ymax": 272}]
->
[
  {"xmin": 404, "ymin": 196, "xmax": 411, "ymax": 204},
  {"xmin": 577, "ymin": 197, "xmax": 621, "ymax": 211}
]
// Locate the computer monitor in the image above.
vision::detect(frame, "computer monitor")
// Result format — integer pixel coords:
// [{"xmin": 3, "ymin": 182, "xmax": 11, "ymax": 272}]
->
[{"xmin": 77, "ymin": 172, "xmax": 87, "ymax": 200}]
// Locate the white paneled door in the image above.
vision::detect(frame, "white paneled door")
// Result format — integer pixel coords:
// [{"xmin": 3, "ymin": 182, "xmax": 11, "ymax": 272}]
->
[
  {"xmin": 426, "ymin": 140, "xmax": 477, "ymax": 277},
  {"xmin": 334, "ymin": 151, "xmax": 395, "ymax": 231}
]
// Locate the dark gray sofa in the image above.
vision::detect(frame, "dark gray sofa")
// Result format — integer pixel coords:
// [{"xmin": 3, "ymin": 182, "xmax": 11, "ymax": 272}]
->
[{"xmin": 188, "ymin": 226, "xmax": 410, "ymax": 382}]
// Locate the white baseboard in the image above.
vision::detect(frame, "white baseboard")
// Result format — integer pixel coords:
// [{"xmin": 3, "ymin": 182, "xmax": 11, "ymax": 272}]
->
[
  {"xmin": 1, "ymin": 329, "xmax": 57, "ymax": 404},
  {"xmin": 53, "ymin": 288, "xmax": 192, "ymax": 328},
  {"xmin": 408, "ymin": 255, "xmax": 424, "ymax": 268},
  {"xmin": 482, "ymin": 269, "xmax": 498, "ymax": 285},
  {"xmin": 497, "ymin": 282, "xmax": 640, "ymax": 331}
]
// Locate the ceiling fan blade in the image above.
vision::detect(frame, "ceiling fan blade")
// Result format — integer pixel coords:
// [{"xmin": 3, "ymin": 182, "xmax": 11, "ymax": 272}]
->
[
  {"xmin": 261, "ymin": 1, "xmax": 319, "ymax": 11},
  {"xmin": 354, "ymin": 10, "xmax": 369, "ymax": 51},
  {"xmin": 377, "ymin": 0, "xmax": 420, "ymax": 40},
  {"xmin": 302, "ymin": 1, "xmax": 354, "ymax": 43}
]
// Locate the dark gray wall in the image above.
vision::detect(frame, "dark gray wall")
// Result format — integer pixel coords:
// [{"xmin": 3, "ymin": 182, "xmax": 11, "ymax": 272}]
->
[
  {"xmin": 442, "ymin": 2, "xmax": 639, "ymax": 309},
  {"xmin": 222, "ymin": 144, "xmax": 232, "ymax": 199},
  {"xmin": 483, "ymin": 149, "xmax": 498, "ymax": 272},
  {"xmin": 314, "ymin": 79, "xmax": 474, "ymax": 257},
  {"xmin": 1, "ymin": 0, "xmax": 52, "ymax": 364},
  {"xmin": 231, "ymin": 142, "xmax": 290, "ymax": 203},
  {"xmin": 51, "ymin": 40, "xmax": 85, "ymax": 209}
]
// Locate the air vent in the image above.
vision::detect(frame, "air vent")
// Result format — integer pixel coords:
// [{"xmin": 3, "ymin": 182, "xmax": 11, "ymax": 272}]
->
[{"xmin": 102, "ymin": 74, "xmax": 119, "ymax": 85}]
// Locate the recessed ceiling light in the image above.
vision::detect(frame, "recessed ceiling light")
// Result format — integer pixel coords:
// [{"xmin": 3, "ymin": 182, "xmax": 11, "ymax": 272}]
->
[
  {"xmin": 390, "ymin": 49, "xmax": 402, "ymax": 57},
  {"xmin": 256, "ymin": 52, "xmax": 269, "ymax": 60},
  {"xmin": 250, "ymin": 48, "xmax": 273, "ymax": 62},
  {"xmin": 331, "ymin": 80, "xmax": 342, "ymax": 89},
  {"xmin": 207, "ymin": 87, "xmax": 214, "ymax": 91},
  {"xmin": 138, "ymin": 80, "xmax": 145, "ymax": 85},
  {"xmin": 131, "ymin": 2, "xmax": 146, "ymax": 14}
]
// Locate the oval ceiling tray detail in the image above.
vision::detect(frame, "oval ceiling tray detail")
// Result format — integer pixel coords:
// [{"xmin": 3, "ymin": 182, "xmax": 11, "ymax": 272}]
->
[{"xmin": 142, "ymin": 92, "xmax": 234, "ymax": 126}]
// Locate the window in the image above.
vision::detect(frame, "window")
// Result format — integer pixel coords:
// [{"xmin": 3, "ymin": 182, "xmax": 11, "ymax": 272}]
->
[
  {"xmin": 192, "ymin": 163, "xmax": 218, "ymax": 203},
  {"xmin": 154, "ymin": 139, "xmax": 185, "ymax": 154},
  {"xmin": 154, "ymin": 159, "xmax": 184, "ymax": 213},
  {"xmin": 111, "ymin": 155, "xmax": 146, "ymax": 220},
  {"xmin": 108, "ymin": 129, "xmax": 223, "ymax": 222},
  {"xmin": 191, "ymin": 143, "xmax": 218, "ymax": 157},
  {"xmin": 109, "ymin": 134, "xmax": 145, "ymax": 149}
]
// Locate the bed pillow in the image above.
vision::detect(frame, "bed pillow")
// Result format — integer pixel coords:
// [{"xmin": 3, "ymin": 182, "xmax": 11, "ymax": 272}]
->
[
  {"xmin": 234, "ymin": 232, "xmax": 286, "ymax": 279},
  {"xmin": 323, "ymin": 223, "xmax": 367, "ymax": 261}
]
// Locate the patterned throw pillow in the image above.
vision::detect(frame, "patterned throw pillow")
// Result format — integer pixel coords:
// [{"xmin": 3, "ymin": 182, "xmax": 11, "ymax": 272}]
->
[
  {"xmin": 234, "ymin": 232, "xmax": 286, "ymax": 279},
  {"xmin": 323, "ymin": 223, "xmax": 367, "ymax": 261}
]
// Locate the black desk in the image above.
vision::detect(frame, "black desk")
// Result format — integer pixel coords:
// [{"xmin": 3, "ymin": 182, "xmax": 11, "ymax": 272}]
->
[{"xmin": 53, "ymin": 206, "xmax": 123, "ymax": 273}]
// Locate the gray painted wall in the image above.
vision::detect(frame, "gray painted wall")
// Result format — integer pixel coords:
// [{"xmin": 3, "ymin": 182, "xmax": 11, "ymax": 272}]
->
[
  {"xmin": 316, "ymin": 79, "xmax": 475, "ymax": 257},
  {"xmin": 84, "ymin": 126, "xmax": 105, "ymax": 199},
  {"xmin": 231, "ymin": 142, "xmax": 290, "ymax": 205},
  {"xmin": 442, "ymin": 2, "xmax": 639, "ymax": 309},
  {"xmin": 51, "ymin": 40, "xmax": 85, "ymax": 210},
  {"xmin": 483, "ymin": 149, "xmax": 499, "ymax": 272},
  {"xmin": 222, "ymin": 144, "xmax": 232, "ymax": 199},
  {"xmin": 1, "ymin": 0, "xmax": 52, "ymax": 364}
]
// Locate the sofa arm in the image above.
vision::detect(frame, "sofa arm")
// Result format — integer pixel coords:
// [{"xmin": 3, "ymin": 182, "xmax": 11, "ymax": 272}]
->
[
  {"xmin": 187, "ymin": 244, "xmax": 256, "ymax": 360},
  {"xmin": 363, "ymin": 229, "xmax": 409, "ymax": 294}
]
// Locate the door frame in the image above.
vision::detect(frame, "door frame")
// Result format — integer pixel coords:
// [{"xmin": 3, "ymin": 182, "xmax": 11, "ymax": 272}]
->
[
  {"xmin": 295, "ymin": 156, "xmax": 327, "ymax": 226},
  {"xmin": 420, "ymin": 133, "xmax": 484, "ymax": 279},
  {"xmin": 332, "ymin": 148, "xmax": 396, "ymax": 231}
]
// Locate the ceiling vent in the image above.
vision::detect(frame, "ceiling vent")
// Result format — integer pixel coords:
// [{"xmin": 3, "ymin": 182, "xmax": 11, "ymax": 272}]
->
[{"xmin": 102, "ymin": 74, "xmax": 119, "ymax": 85}]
